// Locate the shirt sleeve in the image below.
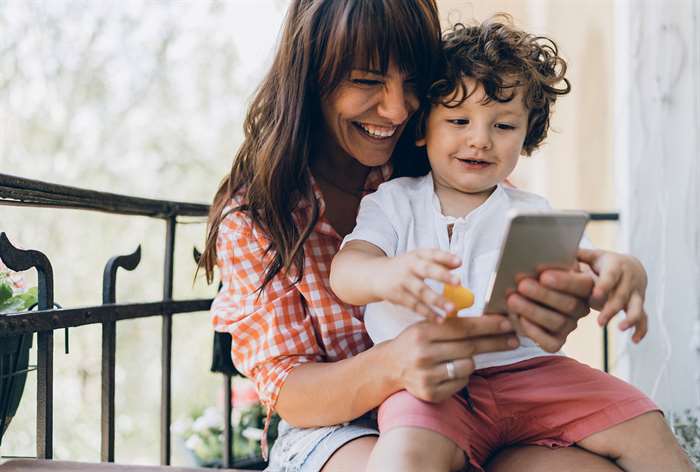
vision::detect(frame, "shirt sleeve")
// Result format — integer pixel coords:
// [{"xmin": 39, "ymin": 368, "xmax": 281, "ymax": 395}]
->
[
  {"xmin": 211, "ymin": 208, "xmax": 324, "ymax": 412},
  {"xmin": 341, "ymin": 186, "xmax": 399, "ymax": 257}
]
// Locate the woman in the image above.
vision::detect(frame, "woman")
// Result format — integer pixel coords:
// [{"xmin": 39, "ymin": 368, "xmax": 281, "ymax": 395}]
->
[{"xmin": 202, "ymin": 1, "xmax": 621, "ymax": 470}]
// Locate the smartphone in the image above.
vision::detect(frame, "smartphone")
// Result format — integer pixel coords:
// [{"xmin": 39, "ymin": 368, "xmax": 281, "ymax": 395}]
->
[{"xmin": 483, "ymin": 210, "xmax": 590, "ymax": 314}]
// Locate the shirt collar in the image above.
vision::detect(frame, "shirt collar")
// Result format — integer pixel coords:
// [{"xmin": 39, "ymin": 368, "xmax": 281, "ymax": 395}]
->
[{"xmin": 427, "ymin": 172, "xmax": 507, "ymax": 225}]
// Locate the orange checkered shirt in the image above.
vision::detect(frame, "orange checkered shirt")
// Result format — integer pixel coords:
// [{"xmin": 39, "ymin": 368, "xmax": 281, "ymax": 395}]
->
[{"xmin": 211, "ymin": 165, "xmax": 392, "ymax": 423}]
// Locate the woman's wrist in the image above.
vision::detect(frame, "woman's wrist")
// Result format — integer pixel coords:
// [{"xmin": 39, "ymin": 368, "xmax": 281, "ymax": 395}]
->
[{"xmin": 370, "ymin": 338, "xmax": 404, "ymax": 395}]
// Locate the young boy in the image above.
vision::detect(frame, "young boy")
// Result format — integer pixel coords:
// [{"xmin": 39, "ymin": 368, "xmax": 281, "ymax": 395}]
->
[{"xmin": 330, "ymin": 16, "xmax": 691, "ymax": 472}]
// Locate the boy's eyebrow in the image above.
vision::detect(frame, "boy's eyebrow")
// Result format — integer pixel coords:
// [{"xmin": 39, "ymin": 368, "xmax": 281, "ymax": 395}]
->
[{"xmin": 496, "ymin": 109, "xmax": 527, "ymax": 117}]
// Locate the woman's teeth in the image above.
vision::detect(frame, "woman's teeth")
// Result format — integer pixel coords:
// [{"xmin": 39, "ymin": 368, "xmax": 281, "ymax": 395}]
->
[{"xmin": 357, "ymin": 123, "xmax": 397, "ymax": 139}]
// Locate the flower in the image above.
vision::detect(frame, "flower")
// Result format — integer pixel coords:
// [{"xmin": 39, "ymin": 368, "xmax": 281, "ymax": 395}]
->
[{"xmin": 0, "ymin": 266, "xmax": 37, "ymax": 314}]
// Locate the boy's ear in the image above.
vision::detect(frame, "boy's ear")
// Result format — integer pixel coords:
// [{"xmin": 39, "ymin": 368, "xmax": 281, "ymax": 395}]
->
[{"xmin": 416, "ymin": 136, "xmax": 426, "ymax": 147}]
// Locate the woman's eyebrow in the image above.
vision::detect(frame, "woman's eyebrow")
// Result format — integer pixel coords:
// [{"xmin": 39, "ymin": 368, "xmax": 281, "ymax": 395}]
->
[{"xmin": 352, "ymin": 68, "xmax": 384, "ymax": 75}]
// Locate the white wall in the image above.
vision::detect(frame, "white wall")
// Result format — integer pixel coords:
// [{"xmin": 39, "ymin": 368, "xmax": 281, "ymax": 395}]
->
[{"xmin": 614, "ymin": 0, "xmax": 700, "ymax": 413}]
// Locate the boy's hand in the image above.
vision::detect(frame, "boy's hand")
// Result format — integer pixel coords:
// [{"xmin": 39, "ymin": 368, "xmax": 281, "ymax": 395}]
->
[
  {"xmin": 577, "ymin": 248, "xmax": 648, "ymax": 343},
  {"xmin": 375, "ymin": 249, "xmax": 462, "ymax": 321}
]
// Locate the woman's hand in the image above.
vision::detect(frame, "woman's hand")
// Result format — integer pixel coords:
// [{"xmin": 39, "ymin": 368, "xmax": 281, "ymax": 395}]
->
[
  {"xmin": 373, "ymin": 248, "xmax": 462, "ymax": 320},
  {"xmin": 577, "ymin": 249, "xmax": 648, "ymax": 343},
  {"xmin": 504, "ymin": 270, "xmax": 594, "ymax": 352},
  {"xmin": 384, "ymin": 315, "xmax": 519, "ymax": 403}
]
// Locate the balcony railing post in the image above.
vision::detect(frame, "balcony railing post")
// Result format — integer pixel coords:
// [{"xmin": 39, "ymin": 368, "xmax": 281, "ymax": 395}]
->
[
  {"xmin": 101, "ymin": 246, "xmax": 141, "ymax": 462},
  {"xmin": 160, "ymin": 216, "xmax": 176, "ymax": 466}
]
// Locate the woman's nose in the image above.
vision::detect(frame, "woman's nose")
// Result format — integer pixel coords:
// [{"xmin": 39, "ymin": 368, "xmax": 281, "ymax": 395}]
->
[{"xmin": 377, "ymin": 80, "xmax": 412, "ymax": 124}]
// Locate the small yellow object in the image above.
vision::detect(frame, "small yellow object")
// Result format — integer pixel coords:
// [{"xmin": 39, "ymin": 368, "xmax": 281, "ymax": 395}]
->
[{"xmin": 442, "ymin": 284, "xmax": 475, "ymax": 317}]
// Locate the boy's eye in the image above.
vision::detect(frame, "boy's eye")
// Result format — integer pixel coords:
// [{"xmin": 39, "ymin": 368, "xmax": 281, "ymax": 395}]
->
[
  {"xmin": 448, "ymin": 119, "xmax": 469, "ymax": 125},
  {"xmin": 495, "ymin": 123, "xmax": 516, "ymax": 130}
]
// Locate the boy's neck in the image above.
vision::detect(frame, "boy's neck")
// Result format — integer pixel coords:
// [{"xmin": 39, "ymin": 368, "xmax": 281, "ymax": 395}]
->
[{"xmin": 433, "ymin": 180, "xmax": 496, "ymax": 219}]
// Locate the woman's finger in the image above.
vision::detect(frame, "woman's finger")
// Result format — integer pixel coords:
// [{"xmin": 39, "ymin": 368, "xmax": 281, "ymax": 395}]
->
[
  {"xmin": 516, "ymin": 278, "xmax": 580, "ymax": 318},
  {"xmin": 425, "ymin": 357, "xmax": 476, "ymax": 384},
  {"xmin": 518, "ymin": 316, "xmax": 571, "ymax": 353},
  {"xmin": 539, "ymin": 270, "xmax": 595, "ymax": 300},
  {"xmin": 425, "ymin": 315, "xmax": 514, "ymax": 341},
  {"xmin": 506, "ymin": 292, "xmax": 569, "ymax": 333}
]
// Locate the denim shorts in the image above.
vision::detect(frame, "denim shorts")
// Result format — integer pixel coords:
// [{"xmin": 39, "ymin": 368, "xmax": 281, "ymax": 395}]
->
[{"xmin": 265, "ymin": 414, "xmax": 379, "ymax": 472}]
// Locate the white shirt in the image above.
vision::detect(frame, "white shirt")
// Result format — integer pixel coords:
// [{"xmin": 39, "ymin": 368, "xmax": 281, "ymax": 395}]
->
[{"xmin": 342, "ymin": 172, "xmax": 567, "ymax": 369}]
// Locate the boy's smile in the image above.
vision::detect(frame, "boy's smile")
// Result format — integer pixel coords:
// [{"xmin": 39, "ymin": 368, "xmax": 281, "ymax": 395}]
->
[{"xmin": 418, "ymin": 76, "xmax": 528, "ymax": 208}]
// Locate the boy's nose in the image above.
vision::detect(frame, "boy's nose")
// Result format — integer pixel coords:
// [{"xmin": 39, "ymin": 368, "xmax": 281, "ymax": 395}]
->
[{"xmin": 467, "ymin": 125, "xmax": 492, "ymax": 150}]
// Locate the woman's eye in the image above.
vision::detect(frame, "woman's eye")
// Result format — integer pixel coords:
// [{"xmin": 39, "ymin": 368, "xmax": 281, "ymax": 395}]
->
[
  {"xmin": 495, "ymin": 123, "xmax": 515, "ymax": 130},
  {"xmin": 351, "ymin": 78, "xmax": 382, "ymax": 86},
  {"xmin": 448, "ymin": 119, "xmax": 469, "ymax": 125}
]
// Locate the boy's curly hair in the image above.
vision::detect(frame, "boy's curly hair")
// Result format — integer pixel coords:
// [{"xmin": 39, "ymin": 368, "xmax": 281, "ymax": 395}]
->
[{"xmin": 427, "ymin": 14, "xmax": 571, "ymax": 155}]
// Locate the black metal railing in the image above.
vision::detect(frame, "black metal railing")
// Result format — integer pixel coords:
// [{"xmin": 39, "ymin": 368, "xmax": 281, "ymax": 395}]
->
[
  {"xmin": 0, "ymin": 173, "xmax": 263, "ymax": 469},
  {"xmin": 0, "ymin": 172, "xmax": 620, "ymax": 468}
]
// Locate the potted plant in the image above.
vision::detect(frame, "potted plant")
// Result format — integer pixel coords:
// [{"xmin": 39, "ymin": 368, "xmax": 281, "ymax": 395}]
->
[
  {"xmin": 671, "ymin": 408, "xmax": 700, "ymax": 470},
  {"xmin": 173, "ymin": 377, "xmax": 280, "ymax": 467},
  {"xmin": 0, "ymin": 266, "xmax": 37, "ymax": 445}
]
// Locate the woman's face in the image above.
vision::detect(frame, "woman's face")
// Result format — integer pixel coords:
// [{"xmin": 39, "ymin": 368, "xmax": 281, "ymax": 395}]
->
[{"xmin": 320, "ymin": 61, "xmax": 420, "ymax": 168}]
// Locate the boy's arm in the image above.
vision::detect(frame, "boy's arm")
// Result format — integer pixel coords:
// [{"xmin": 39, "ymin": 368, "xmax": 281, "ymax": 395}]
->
[
  {"xmin": 331, "ymin": 240, "xmax": 462, "ymax": 319},
  {"xmin": 330, "ymin": 240, "xmax": 392, "ymax": 306}
]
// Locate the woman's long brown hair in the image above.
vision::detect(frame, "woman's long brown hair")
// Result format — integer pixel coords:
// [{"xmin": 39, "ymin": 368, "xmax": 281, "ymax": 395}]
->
[{"xmin": 201, "ymin": 0, "xmax": 441, "ymax": 291}]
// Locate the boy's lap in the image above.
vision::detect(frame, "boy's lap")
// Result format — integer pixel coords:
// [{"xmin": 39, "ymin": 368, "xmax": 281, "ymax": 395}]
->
[
  {"xmin": 575, "ymin": 410, "xmax": 671, "ymax": 459},
  {"xmin": 376, "ymin": 356, "xmax": 658, "ymax": 466},
  {"xmin": 485, "ymin": 445, "xmax": 622, "ymax": 472}
]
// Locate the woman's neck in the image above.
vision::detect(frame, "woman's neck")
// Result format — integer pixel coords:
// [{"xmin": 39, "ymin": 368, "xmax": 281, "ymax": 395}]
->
[{"xmin": 312, "ymin": 138, "xmax": 371, "ymax": 195}]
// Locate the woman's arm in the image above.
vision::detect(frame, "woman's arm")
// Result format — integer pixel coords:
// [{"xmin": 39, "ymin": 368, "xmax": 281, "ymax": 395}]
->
[{"xmin": 276, "ymin": 315, "xmax": 518, "ymax": 427}]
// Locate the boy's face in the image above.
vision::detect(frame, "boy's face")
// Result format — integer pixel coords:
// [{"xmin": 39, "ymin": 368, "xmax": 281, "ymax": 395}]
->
[{"xmin": 418, "ymin": 76, "xmax": 528, "ymax": 197}]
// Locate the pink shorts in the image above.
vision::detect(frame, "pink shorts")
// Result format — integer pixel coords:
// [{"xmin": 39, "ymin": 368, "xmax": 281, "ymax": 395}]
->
[{"xmin": 378, "ymin": 356, "xmax": 658, "ymax": 471}]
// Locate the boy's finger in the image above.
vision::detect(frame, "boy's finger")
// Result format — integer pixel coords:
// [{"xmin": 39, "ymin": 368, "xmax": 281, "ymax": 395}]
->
[
  {"xmin": 618, "ymin": 289, "xmax": 642, "ymax": 331},
  {"xmin": 411, "ymin": 259, "xmax": 460, "ymax": 286},
  {"xmin": 417, "ymin": 249, "xmax": 462, "ymax": 268},
  {"xmin": 596, "ymin": 295, "xmax": 626, "ymax": 326},
  {"xmin": 593, "ymin": 264, "xmax": 622, "ymax": 300},
  {"xmin": 632, "ymin": 307, "xmax": 648, "ymax": 343},
  {"xmin": 577, "ymin": 248, "xmax": 603, "ymax": 266},
  {"xmin": 404, "ymin": 278, "xmax": 448, "ymax": 312},
  {"xmin": 421, "ymin": 283, "xmax": 454, "ymax": 312},
  {"xmin": 412, "ymin": 298, "xmax": 439, "ymax": 321}
]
